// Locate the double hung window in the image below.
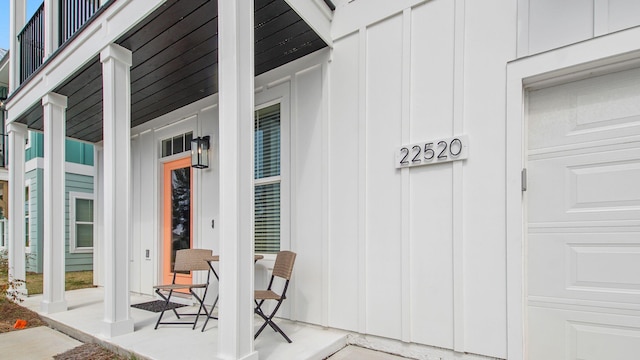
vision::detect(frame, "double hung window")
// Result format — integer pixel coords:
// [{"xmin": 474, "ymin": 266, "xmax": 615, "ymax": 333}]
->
[
  {"xmin": 254, "ymin": 104, "xmax": 281, "ymax": 254},
  {"xmin": 70, "ymin": 192, "xmax": 94, "ymax": 253}
]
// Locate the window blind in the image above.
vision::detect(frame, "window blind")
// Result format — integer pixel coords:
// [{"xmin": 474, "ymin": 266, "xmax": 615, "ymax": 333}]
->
[{"xmin": 254, "ymin": 104, "xmax": 281, "ymax": 253}]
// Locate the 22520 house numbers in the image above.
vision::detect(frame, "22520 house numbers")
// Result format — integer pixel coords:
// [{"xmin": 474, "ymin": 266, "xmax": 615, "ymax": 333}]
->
[{"xmin": 395, "ymin": 135, "xmax": 469, "ymax": 169}]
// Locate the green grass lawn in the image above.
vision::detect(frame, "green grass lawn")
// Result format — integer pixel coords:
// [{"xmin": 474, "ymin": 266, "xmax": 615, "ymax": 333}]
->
[{"xmin": 0, "ymin": 270, "xmax": 94, "ymax": 295}]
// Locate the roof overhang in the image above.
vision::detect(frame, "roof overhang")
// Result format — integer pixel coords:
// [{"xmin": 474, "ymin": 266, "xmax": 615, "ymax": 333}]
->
[{"xmin": 6, "ymin": 0, "xmax": 333, "ymax": 143}]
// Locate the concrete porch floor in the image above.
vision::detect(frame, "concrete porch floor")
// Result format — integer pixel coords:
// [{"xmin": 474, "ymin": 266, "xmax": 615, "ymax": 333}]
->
[{"xmin": 19, "ymin": 287, "xmax": 348, "ymax": 360}]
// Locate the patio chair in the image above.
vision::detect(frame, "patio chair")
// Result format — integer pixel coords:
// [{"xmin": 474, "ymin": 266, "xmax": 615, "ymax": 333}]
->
[
  {"xmin": 254, "ymin": 250, "xmax": 297, "ymax": 343},
  {"xmin": 153, "ymin": 248, "xmax": 213, "ymax": 330}
]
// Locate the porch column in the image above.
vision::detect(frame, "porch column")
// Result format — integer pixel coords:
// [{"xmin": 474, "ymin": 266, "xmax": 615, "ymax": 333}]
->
[
  {"xmin": 6, "ymin": 121, "xmax": 27, "ymax": 295},
  {"xmin": 9, "ymin": 0, "xmax": 26, "ymax": 90},
  {"xmin": 41, "ymin": 92, "xmax": 68, "ymax": 313},
  {"xmin": 44, "ymin": 0, "xmax": 61, "ymax": 58},
  {"xmin": 100, "ymin": 43, "xmax": 134, "ymax": 338},
  {"xmin": 217, "ymin": 0, "xmax": 257, "ymax": 359}
]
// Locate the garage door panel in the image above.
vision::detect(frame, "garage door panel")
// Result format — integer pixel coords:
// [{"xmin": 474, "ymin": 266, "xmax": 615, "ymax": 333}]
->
[
  {"xmin": 528, "ymin": 146, "xmax": 640, "ymax": 224},
  {"xmin": 528, "ymin": 306, "xmax": 640, "ymax": 360},
  {"xmin": 528, "ymin": 232, "xmax": 640, "ymax": 303},
  {"xmin": 528, "ymin": 67, "xmax": 640, "ymax": 151},
  {"xmin": 527, "ymin": 67, "xmax": 640, "ymax": 360}
]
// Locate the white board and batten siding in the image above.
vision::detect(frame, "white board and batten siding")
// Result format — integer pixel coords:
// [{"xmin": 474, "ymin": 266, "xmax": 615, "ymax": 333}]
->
[
  {"xmin": 526, "ymin": 67, "xmax": 640, "ymax": 360},
  {"xmin": 328, "ymin": 0, "xmax": 515, "ymax": 358}
]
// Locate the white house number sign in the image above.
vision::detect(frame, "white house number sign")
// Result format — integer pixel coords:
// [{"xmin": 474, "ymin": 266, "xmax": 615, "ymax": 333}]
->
[{"xmin": 395, "ymin": 135, "xmax": 469, "ymax": 169}]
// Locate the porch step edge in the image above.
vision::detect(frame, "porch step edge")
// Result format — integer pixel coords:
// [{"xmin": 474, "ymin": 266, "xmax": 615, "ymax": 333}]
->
[{"xmin": 38, "ymin": 315, "xmax": 151, "ymax": 360}]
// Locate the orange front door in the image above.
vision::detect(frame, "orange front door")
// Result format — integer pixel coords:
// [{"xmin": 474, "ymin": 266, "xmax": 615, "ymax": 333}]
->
[{"xmin": 163, "ymin": 157, "xmax": 193, "ymax": 286}]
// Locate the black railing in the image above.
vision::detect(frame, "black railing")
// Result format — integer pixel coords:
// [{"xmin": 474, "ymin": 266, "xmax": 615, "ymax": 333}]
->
[
  {"xmin": 17, "ymin": 1, "xmax": 102, "ymax": 83},
  {"xmin": 0, "ymin": 108, "xmax": 6, "ymax": 168},
  {"xmin": 59, "ymin": 0, "xmax": 101, "ymax": 45},
  {"xmin": 0, "ymin": 134, "xmax": 6, "ymax": 169},
  {"xmin": 18, "ymin": 3, "xmax": 45, "ymax": 83}
]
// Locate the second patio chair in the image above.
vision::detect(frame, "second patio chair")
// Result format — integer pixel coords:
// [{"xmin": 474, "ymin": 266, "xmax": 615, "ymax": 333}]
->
[
  {"xmin": 254, "ymin": 250, "xmax": 297, "ymax": 343},
  {"xmin": 153, "ymin": 248, "xmax": 212, "ymax": 330}
]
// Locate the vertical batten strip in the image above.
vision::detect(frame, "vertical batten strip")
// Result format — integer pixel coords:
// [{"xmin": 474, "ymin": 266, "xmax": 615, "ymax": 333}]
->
[
  {"xmin": 516, "ymin": 0, "xmax": 529, "ymax": 57},
  {"xmin": 400, "ymin": 7, "xmax": 412, "ymax": 343},
  {"xmin": 93, "ymin": 143, "xmax": 104, "ymax": 287},
  {"xmin": 290, "ymin": 75, "xmax": 298, "ymax": 320},
  {"xmin": 594, "ymin": 0, "xmax": 609, "ymax": 36},
  {"xmin": 452, "ymin": 0, "xmax": 466, "ymax": 353},
  {"xmin": 357, "ymin": 26, "xmax": 368, "ymax": 334},
  {"xmin": 321, "ymin": 59, "xmax": 330, "ymax": 328}
]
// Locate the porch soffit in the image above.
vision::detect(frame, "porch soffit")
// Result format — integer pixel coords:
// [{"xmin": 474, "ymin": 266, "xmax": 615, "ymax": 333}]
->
[{"xmin": 16, "ymin": 0, "xmax": 329, "ymax": 143}]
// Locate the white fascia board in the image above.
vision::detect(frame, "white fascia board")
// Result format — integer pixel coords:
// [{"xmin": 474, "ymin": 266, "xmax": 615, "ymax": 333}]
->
[
  {"xmin": 5, "ymin": 0, "xmax": 165, "ymax": 122},
  {"xmin": 285, "ymin": 0, "xmax": 333, "ymax": 47}
]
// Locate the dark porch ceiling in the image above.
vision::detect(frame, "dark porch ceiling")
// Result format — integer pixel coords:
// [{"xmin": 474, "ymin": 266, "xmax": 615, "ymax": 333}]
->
[{"xmin": 16, "ymin": 0, "xmax": 329, "ymax": 143}]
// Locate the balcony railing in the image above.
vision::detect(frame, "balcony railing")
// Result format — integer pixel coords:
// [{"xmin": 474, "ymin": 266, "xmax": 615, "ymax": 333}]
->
[
  {"xmin": 59, "ymin": 0, "xmax": 101, "ymax": 45},
  {"xmin": 18, "ymin": 3, "xmax": 44, "ymax": 84},
  {"xmin": 0, "ymin": 106, "xmax": 6, "ymax": 168},
  {"xmin": 17, "ymin": 0, "xmax": 103, "ymax": 83}
]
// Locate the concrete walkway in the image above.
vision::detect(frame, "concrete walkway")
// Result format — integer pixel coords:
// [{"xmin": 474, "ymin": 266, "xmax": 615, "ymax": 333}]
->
[
  {"xmin": 329, "ymin": 346, "xmax": 411, "ymax": 360},
  {"xmin": 0, "ymin": 326, "xmax": 82, "ymax": 359}
]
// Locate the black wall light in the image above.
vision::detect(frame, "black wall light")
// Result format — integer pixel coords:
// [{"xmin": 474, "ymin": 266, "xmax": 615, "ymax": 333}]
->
[{"xmin": 191, "ymin": 136, "xmax": 210, "ymax": 169}]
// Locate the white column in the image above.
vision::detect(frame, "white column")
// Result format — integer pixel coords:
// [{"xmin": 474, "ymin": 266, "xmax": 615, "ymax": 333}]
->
[
  {"xmin": 217, "ymin": 0, "xmax": 257, "ymax": 359},
  {"xmin": 6, "ymin": 121, "xmax": 27, "ymax": 295},
  {"xmin": 100, "ymin": 43, "xmax": 134, "ymax": 338},
  {"xmin": 92, "ymin": 143, "xmax": 104, "ymax": 287},
  {"xmin": 44, "ymin": 0, "xmax": 61, "ymax": 58},
  {"xmin": 9, "ymin": 0, "xmax": 26, "ymax": 90},
  {"xmin": 41, "ymin": 92, "xmax": 68, "ymax": 313}
]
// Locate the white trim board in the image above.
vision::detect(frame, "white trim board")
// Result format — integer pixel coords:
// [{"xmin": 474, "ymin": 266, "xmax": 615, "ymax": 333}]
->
[{"xmin": 25, "ymin": 158, "xmax": 94, "ymax": 177}]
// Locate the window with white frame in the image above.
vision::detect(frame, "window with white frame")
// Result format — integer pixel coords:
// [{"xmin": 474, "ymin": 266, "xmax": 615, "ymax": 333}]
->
[
  {"xmin": 254, "ymin": 103, "xmax": 281, "ymax": 254},
  {"xmin": 69, "ymin": 192, "xmax": 94, "ymax": 253}
]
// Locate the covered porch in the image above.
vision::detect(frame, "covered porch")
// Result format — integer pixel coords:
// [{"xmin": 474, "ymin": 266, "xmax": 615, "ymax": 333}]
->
[
  {"xmin": 20, "ymin": 287, "xmax": 347, "ymax": 360},
  {"xmin": 5, "ymin": 0, "xmax": 334, "ymax": 359}
]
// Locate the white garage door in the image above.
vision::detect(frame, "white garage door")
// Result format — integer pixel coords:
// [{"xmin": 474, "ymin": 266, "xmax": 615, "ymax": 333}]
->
[{"xmin": 526, "ymin": 67, "xmax": 640, "ymax": 360}]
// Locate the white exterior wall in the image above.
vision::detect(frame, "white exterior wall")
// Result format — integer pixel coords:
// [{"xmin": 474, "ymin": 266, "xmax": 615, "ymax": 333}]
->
[
  {"xmin": 327, "ymin": 0, "xmax": 515, "ymax": 358},
  {"xmin": 126, "ymin": 1, "xmax": 516, "ymax": 358},
  {"xmin": 129, "ymin": 98, "xmax": 220, "ymax": 297}
]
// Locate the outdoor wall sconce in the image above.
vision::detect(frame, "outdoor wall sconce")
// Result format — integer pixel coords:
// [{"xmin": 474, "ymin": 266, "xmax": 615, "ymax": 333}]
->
[{"xmin": 191, "ymin": 136, "xmax": 210, "ymax": 169}]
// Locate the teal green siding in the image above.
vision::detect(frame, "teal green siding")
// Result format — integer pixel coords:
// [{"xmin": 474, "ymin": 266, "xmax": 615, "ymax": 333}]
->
[
  {"xmin": 26, "ymin": 170, "xmax": 94, "ymax": 273},
  {"xmin": 25, "ymin": 133, "xmax": 44, "ymax": 161},
  {"xmin": 25, "ymin": 132, "xmax": 94, "ymax": 165},
  {"xmin": 65, "ymin": 140, "xmax": 94, "ymax": 166}
]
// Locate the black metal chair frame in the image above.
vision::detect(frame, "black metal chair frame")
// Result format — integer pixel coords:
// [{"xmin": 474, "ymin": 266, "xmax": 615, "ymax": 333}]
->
[
  {"xmin": 254, "ymin": 250, "xmax": 296, "ymax": 343},
  {"xmin": 154, "ymin": 249, "xmax": 212, "ymax": 330}
]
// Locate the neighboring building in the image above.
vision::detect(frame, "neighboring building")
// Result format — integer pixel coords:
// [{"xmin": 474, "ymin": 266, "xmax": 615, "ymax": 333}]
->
[
  {"xmin": 24, "ymin": 132, "xmax": 94, "ymax": 273},
  {"xmin": 0, "ymin": 48, "xmax": 94, "ymax": 270},
  {"xmin": 3, "ymin": 1, "xmax": 640, "ymax": 360}
]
